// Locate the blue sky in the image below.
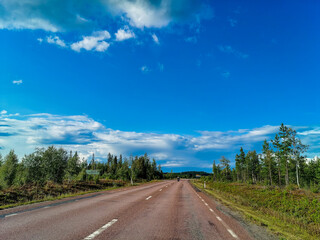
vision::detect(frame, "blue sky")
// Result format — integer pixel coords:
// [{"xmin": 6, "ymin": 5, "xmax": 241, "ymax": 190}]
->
[{"xmin": 0, "ymin": 1, "xmax": 320, "ymax": 172}]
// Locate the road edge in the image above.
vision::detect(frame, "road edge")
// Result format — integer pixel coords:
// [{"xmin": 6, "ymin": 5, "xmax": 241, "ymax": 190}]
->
[{"xmin": 189, "ymin": 180, "xmax": 279, "ymax": 240}]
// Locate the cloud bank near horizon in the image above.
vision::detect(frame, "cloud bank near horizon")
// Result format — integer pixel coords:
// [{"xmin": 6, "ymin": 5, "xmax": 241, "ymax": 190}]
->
[{"xmin": 1, "ymin": 112, "xmax": 319, "ymax": 170}]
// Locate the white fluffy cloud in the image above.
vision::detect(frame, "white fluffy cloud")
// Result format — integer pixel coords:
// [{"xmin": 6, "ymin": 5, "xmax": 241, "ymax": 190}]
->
[
  {"xmin": 13, "ymin": 80, "xmax": 23, "ymax": 85},
  {"xmin": 0, "ymin": 0, "xmax": 211, "ymax": 31},
  {"xmin": 71, "ymin": 31, "xmax": 111, "ymax": 52},
  {"xmin": 115, "ymin": 28, "xmax": 135, "ymax": 41},
  {"xmin": 151, "ymin": 33, "xmax": 159, "ymax": 44},
  {"xmin": 0, "ymin": 110, "xmax": 7, "ymax": 115},
  {"xmin": 46, "ymin": 36, "xmax": 66, "ymax": 47}
]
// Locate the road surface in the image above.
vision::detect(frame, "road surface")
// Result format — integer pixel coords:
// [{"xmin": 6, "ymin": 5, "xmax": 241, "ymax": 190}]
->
[{"xmin": 0, "ymin": 180, "xmax": 254, "ymax": 240}]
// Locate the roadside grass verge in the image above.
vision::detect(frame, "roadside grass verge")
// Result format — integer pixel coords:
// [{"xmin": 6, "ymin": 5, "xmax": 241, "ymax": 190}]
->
[
  {"xmin": 192, "ymin": 181, "xmax": 320, "ymax": 240},
  {"xmin": 0, "ymin": 179, "xmax": 143, "ymax": 210}
]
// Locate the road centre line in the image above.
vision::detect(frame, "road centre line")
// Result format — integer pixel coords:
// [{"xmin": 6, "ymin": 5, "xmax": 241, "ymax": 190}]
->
[
  {"xmin": 83, "ymin": 219, "xmax": 118, "ymax": 240},
  {"xmin": 159, "ymin": 189, "xmax": 162, "ymax": 191},
  {"xmin": 5, "ymin": 213, "xmax": 18, "ymax": 218},
  {"xmin": 146, "ymin": 196, "xmax": 152, "ymax": 200}
]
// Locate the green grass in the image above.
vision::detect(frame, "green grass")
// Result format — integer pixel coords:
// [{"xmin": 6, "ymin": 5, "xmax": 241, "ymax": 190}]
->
[
  {"xmin": 192, "ymin": 181, "xmax": 320, "ymax": 240},
  {"xmin": 0, "ymin": 179, "xmax": 139, "ymax": 210}
]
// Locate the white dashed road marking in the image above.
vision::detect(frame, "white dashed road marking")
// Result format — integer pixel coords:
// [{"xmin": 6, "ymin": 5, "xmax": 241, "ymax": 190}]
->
[
  {"xmin": 83, "ymin": 219, "xmax": 118, "ymax": 240},
  {"xmin": 146, "ymin": 196, "xmax": 152, "ymax": 200},
  {"xmin": 5, "ymin": 213, "xmax": 18, "ymax": 218}
]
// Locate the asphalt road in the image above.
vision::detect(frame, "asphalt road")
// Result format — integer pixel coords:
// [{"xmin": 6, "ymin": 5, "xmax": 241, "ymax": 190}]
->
[{"xmin": 0, "ymin": 180, "xmax": 253, "ymax": 240}]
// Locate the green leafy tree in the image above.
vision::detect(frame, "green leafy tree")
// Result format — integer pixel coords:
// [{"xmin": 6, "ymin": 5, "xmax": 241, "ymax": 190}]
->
[
  {"xmin": 0, "ymin": 150, "xmax": 18, "ymax": 187},
  {"xmin": 22, "ymin": 151, "xmax": 45, "ymax": 184},
  {"xmin": 41, "ymin": 146, "xmax": 68, "ymax": 183}
]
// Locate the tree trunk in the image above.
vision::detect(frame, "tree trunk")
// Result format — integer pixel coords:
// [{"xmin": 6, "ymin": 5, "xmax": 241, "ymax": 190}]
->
[
  {"xmin": 296, "ymin": 159, "xmax": 300, "ymax": 188},
  {"xmin": 269, "ymin": 159, "xmax": 272, "ymax": 185},
  {"xmin": 278, "ymin": 157, "xmax": 281, "ymax": 186},
  {"xmin": 285, "ymin": 159, "xmax": 289, "ymax": 186}
]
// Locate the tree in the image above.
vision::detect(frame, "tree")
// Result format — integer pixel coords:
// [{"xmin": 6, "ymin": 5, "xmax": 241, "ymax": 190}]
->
[
  {"xmin": 23, "ymin": 151, "xmax": 45, "ymax": 184},
  {"xmin": 66, "ymin": 151, "xmax": 81, "ymax": 180},
  {"xmin": 219, "ymin": 156, "xmax": 231, "ymax": 181},
  {"xmin": 212, "ymin": 160, "xmax": 222, "ymax": 181},
  {"xmin": 246, "ymin": 150, "xmax": 260, "ymax": 184},
  {"xmin": 262, "ymin": 140, "xmax": 275, "ymax": 185},
  {"xmin": 235, "ymin": 154, "xmax": 240, "ymax": 181},
  {"xmin": 41, "ymin": 146, "xmax": 68, "ymax": 183},
  {"xmin": 0, "ymin": 150, "xmax": 18, "ymax": 187},
  {"xmin": 290, "ymin": 130, "xmax": 308, "ymax": 187},
  {"xmin": 272, "ymin": 134, "xmax": 282, "ymax": 186},
  {"xmin": 278, "ymin": 123, "xmax": 293, "ymax": 186},
  {"xmin": 239, "ymin": 147, "xmax": 246, "ymax": 181}
]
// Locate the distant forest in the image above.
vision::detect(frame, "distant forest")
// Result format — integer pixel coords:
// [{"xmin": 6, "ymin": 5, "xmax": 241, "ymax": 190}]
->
[
  {"xmin": 212, "ymin": 124, "xmax": 320, "ymax": 190},
  {"xmin": 0, "ymin": 147, "xmax": 163, "ymax": 189}
]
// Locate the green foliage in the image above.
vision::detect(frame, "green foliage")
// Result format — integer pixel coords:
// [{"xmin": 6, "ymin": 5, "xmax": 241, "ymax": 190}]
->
[
  {"xmin": 0, "ymin": 146, "xmax": 162, "ymax": 192},
  {"xmin": 66, "ymin": 151, "xmax": 81, "ymax": 180},
  {"xmin": 201, "ymin": 181, "xmax": 320, "ymax": 237},
  {"xmin": 22, "ymin": 152, "xmax": 45, "ymax": 184},
  {"xmin": 41, "ymin": 146, "xmax": 68, "ymax": 183},
  {"xmin": 0, "ymin": 150, "xmax": 18, "ymax": 187},
  {"xmin": 227, "ymin": 124, "xmax": 313, "ymax": 189},
  {"xmin": 0, "ymin": 179, "xmax": 126, "ymax": 207}
]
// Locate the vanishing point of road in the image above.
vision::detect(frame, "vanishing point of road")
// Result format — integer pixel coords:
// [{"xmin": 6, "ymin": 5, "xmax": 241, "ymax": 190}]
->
[{"xmin": 0, "ymin": 180, "xmax": 254, "ymax": 240}]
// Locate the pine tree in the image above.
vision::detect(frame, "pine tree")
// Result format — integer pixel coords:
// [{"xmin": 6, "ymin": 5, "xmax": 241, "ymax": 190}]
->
[
  {"xmin": 262, "ymin": 140, "xmax": 274, "ymax": 185},
  {"xmin": 279, "ymin": 124, "xmax": 293, "ymax": 186},
  {"xmin": 66, "ymin": 151, "xmax": 81, "ymax": 179},
  {"xmin": 219, "ymin": 156, "xmax": 231, "ymax": 181},
  {"xmin": 239, "ymin": 147, "xmax": 246, "ymax": 181},
  {"xmin": 272, "ymin": 134, "xmax": 282, "ymax": 186}
]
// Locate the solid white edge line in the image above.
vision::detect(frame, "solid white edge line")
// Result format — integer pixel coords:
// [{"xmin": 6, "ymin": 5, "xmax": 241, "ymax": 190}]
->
[
  {"xmin": 196, "ymin": 191, "xmax": 239, "ymax": 239},
  {"xmin": 146, "ymin": 196, "xmax": 152, "ymax": 200},
  {"xmin": 83, "ymin": 219, "xmax": 118, "ymax": 240}
]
